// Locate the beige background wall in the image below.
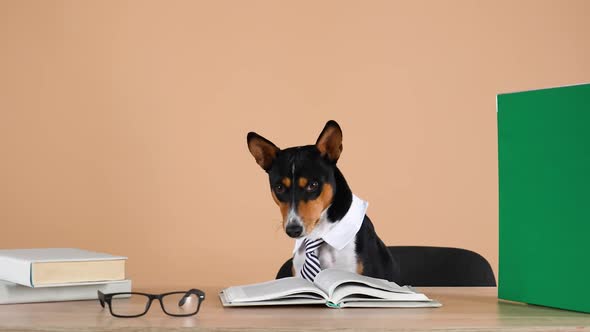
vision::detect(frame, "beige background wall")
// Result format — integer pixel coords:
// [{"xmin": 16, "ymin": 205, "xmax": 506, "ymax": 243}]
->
[{"xmin": 1, "ymin": 1, "xmax": 589, "ymax": 288}]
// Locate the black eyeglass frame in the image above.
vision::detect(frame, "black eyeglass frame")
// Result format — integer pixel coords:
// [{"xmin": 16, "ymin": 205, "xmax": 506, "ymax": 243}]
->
[{"xmin": 98, "ymin": 289, "xmax": 206, "ymax": 318}]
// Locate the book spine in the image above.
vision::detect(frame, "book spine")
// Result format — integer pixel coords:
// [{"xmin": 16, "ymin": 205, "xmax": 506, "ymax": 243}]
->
[
  {"xmin": 0, "ymin": 280, "xmax": 132, "ymax": 304},
  {"xmin": 0, "ymin": 257, "xmax": 32, "ymax": 287}
]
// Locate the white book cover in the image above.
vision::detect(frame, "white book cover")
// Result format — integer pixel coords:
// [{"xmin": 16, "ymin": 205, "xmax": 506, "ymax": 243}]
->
[
  {"xmin": 0, "ymin": 279, "xmax": 132, "ymax": 304},
  {"xmin": 0, "ymin": 248, "xmax": 127, "ymax": 287}
]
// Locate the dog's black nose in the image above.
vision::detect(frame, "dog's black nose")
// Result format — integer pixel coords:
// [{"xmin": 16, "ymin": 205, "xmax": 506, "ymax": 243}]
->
[{"xmin": 285, "ymin": 224, "xmax": 303, "ymax": 238}]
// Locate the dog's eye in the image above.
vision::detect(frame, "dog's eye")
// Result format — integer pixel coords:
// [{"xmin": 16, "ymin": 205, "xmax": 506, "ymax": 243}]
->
[
  {"xmin": 305, "ymin": 181, "xmax": 319, "ymax": 193},
  {"xmin": 274, "ymin": 184, "xmax": 286, "ymax": 194}
]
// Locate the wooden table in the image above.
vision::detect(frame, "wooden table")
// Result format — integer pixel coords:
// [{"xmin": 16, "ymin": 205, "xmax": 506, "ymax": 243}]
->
[{"xmin": 1, "ymin": 287, "xmax": 589, "ymax": 331}]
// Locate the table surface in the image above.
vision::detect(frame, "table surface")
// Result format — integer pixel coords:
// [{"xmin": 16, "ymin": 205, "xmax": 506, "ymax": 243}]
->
[{"xmin": 1, "ymin": 287, "xmax": 589, "ymax": 332}]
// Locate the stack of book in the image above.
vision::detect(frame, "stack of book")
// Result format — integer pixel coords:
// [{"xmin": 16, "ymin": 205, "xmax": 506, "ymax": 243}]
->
[{"xmin": 0, "ymin": 248, "xmax": 131, "ymax": 304}]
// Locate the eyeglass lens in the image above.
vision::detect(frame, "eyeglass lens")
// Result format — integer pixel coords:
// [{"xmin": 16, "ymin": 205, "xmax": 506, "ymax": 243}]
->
[
  {"xmin": 107, "ymin": 292, "xmax": 201, "ymax": 317},
  {"xmin": 109, "ymin": 294, "xmax": 150, "ymax": 317}
]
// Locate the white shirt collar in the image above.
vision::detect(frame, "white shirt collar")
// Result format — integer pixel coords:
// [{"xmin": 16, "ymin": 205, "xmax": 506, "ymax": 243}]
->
[{"xmin": 293, "ymin": 194, "xmax": 368, "ymax": 253}]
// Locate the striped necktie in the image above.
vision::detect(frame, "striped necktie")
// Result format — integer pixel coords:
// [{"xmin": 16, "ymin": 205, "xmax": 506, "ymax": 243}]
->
[{"xmin": 301, "ymin": 238, "xmax": 324, "ymax": 281}]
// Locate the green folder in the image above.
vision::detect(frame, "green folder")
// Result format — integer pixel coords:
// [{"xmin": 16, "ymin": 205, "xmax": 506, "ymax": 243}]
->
[{"xmin": 498, "ymin": 83, "xmax": 590, "ymax": 313}]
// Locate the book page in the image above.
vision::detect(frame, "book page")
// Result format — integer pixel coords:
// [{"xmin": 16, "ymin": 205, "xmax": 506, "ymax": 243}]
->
[
  {"xmin": 339, "ymin": 300, "xmax": 442, "ymax": 308},
  {"xmin": 330, "ymin": 284, "xmax": 429, "ymax": 304},
  {"xmin": 313, "ymin": 269, "xmax": 412, "ymax": 298},
  {"xmin": 219, "ymin": 291, "xmax": 325, "ymax": 307},
  {"xmin": 222, "ymin": 277, "xmax": 327, "ymax": 303},
  {"xmin": 33, "ymin": 260, "xmax": 125, "ymax": 286}
]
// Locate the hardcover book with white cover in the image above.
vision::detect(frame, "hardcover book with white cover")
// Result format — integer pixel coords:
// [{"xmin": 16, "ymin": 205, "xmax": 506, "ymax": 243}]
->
[
  {"xmin": 0, "ymin": 248, "xmax": 127, "ymax": 288},
  {"xmin": 0, "ymin": 279, "xmax": 131, "ymax": 304}
]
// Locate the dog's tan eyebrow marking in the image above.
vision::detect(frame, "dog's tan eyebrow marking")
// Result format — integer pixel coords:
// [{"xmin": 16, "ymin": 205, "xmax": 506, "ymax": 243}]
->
[
  {"xmin": 282, "ymin": 177, "xmax": 291, "ymax": 188},
  {"xmin": 298, "ymin": 177, "xmax": 308, "ymax": 188}
]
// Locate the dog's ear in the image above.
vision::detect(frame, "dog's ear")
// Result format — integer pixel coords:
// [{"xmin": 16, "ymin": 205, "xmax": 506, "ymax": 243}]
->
[
  {"xmin": 315, "ymin": 120, "xmax": 343, "ymax": 162},
  {"xmin": 247, "ymin": 132, "xmax": 280, "ymax": 171}
]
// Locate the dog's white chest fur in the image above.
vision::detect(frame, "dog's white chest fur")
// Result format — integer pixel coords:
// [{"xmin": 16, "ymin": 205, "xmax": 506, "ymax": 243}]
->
[
  {"xmin": 291, "ymin": 196, "xmax": 368, "ymax": 278},
  {"xmin": 293, "ymin": 240, "xmax": 357, "ymax": 277},
  {"xmin": 292, "ymin": 212, "xmax": 358, "ymax": 277}
]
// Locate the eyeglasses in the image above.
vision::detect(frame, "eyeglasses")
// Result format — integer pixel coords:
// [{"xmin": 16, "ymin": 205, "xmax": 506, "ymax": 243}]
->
[{"xmin": 98, "ymin": 289, "xmax": 205, "ymax": 318}]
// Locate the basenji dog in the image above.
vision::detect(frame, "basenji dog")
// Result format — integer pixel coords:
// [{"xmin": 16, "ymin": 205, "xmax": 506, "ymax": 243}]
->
[{"xmin": 247, "ymin": 120, "xmax": 400, "ymax": 282}]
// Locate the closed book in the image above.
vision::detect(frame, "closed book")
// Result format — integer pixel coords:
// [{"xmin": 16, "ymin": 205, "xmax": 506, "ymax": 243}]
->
[
  {"xmin": 0, "ymin": 279, "xmax": 131, "ymax": 304},
  {"xmin": 498, "ymin": 83, "xmax": 590, "ymax": 313},
  {"xmin": 0, "ymin": 248, "xmax": 126, "ymax": 287}
]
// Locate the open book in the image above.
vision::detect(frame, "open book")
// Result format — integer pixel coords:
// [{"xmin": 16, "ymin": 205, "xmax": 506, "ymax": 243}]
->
[{"xmin": 220, "ymin": 269, "xmax": 441, "ymax": 308}]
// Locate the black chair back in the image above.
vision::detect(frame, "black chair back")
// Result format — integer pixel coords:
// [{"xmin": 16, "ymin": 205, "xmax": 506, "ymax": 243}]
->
[{"xmin": 276, "ymin": 246, "xmax": 496, "ymax": 286}]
